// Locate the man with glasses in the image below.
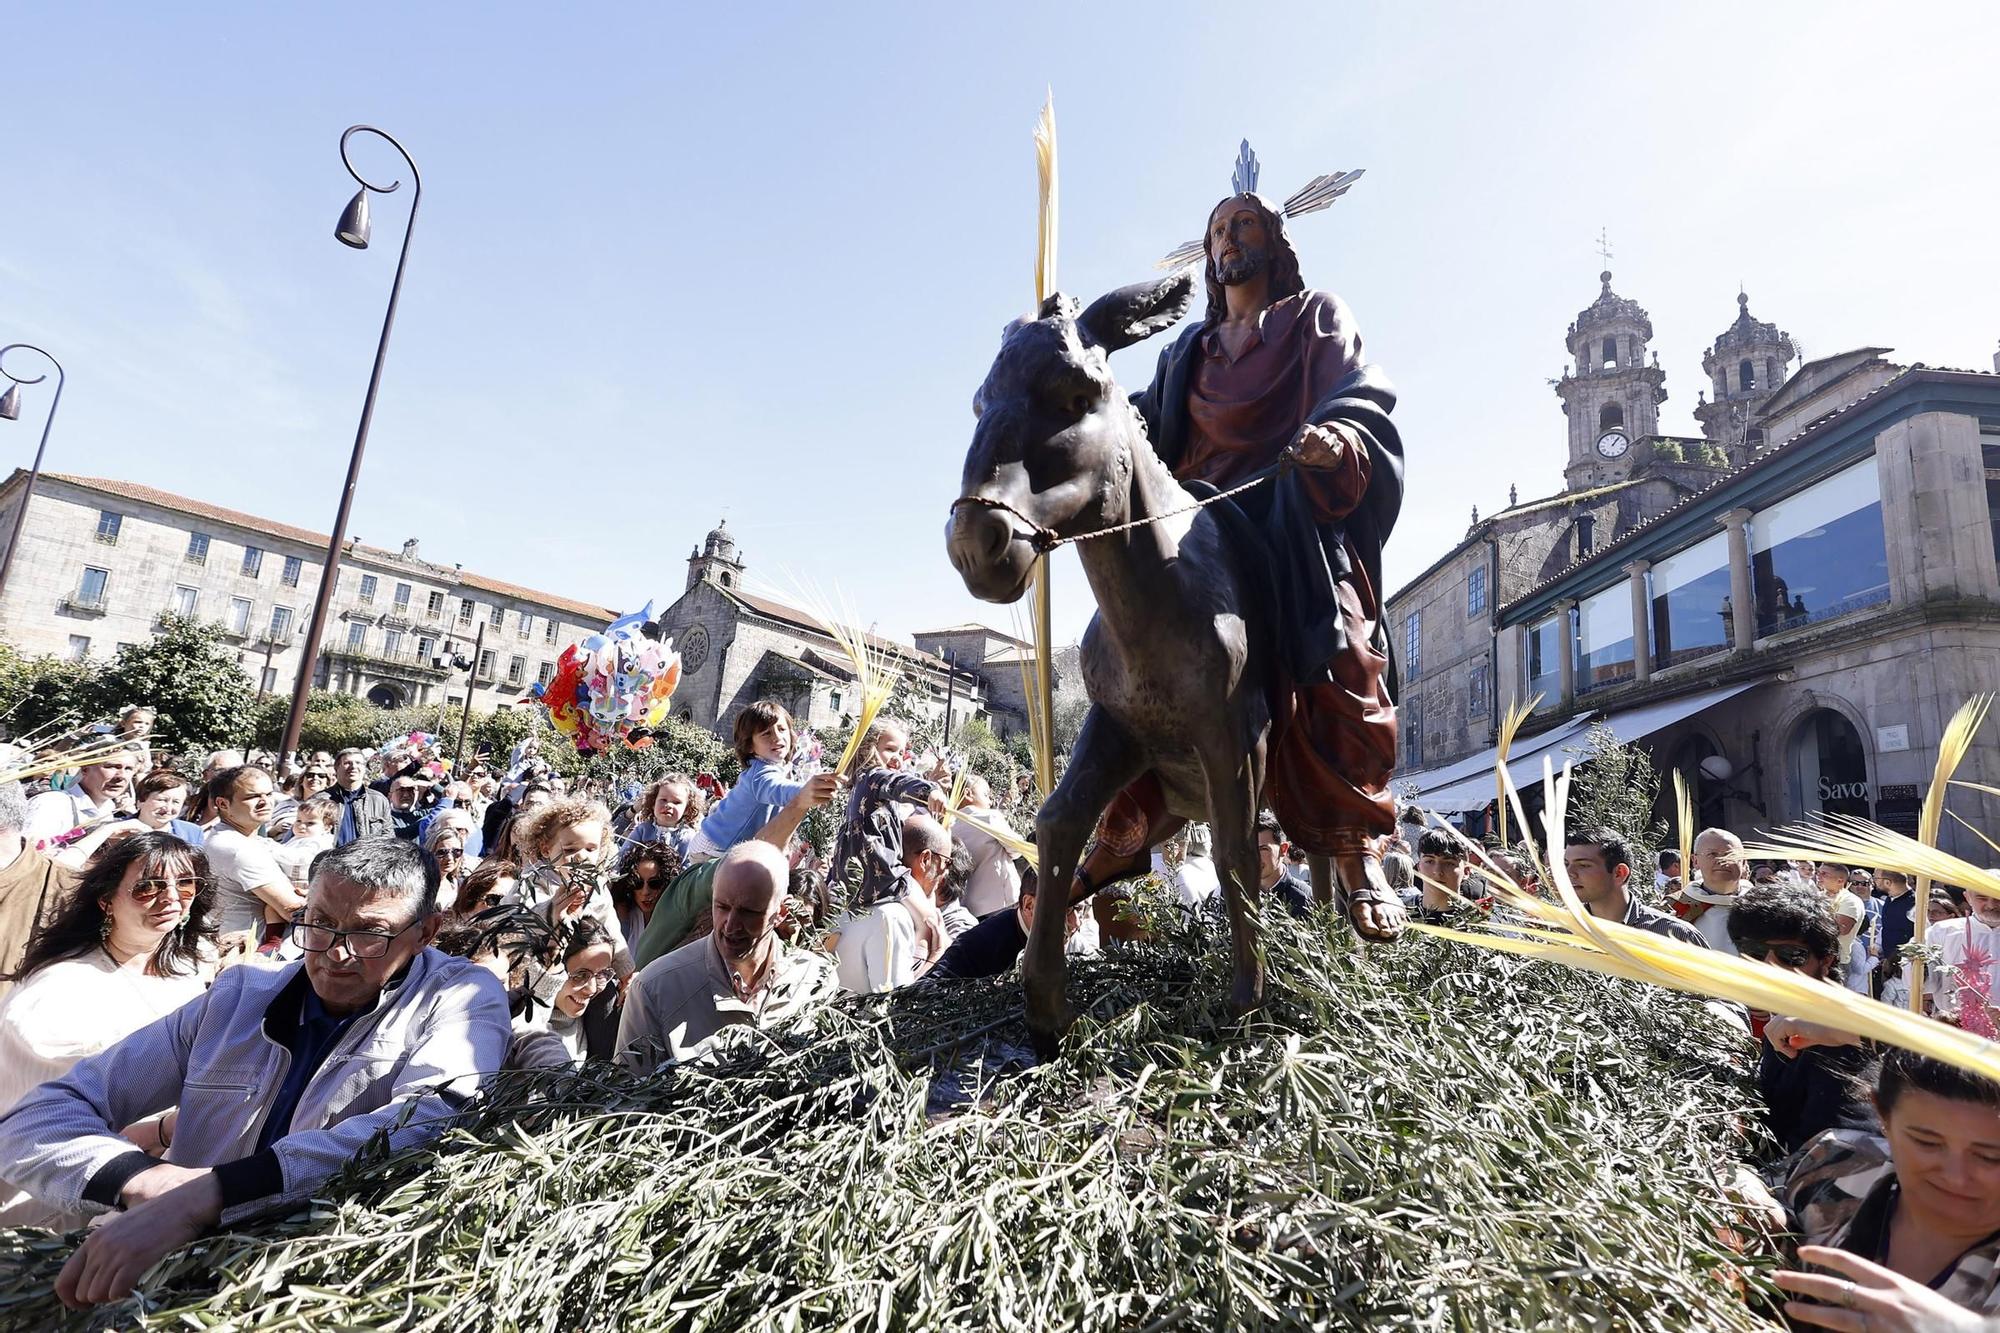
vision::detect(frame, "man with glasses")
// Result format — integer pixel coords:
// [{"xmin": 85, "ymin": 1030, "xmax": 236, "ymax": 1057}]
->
[
  {"xmin": 831, "ymin": 814, "xmax": 958, "ymax": 993},
  {"xmin": 0, "ymin": 838, "xmax": 508, "ymax": 1311},
  {"xmin": 1727, "ymin": 881, "xmax": 1875, "ymax": 1156}
]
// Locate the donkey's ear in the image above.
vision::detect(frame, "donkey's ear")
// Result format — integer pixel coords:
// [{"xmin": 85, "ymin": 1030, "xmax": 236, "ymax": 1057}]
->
[{"xmin": 1076, "ymin": 268, "xmax": 1196, "ymax": 354}]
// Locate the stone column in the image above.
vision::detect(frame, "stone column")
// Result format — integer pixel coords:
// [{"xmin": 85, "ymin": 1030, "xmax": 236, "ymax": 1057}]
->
[
  {"xmin": 1628, "ymin": 560, "xmax": 1652, "ymax": 683},
  {"xmin": 1723, "ymin": 508, "xmax": 1755, "ymax": 652},
  {"xmin": 1555, "ymin": 599, "xmax": 1577, "ymax": 707},
  {"xmin": 1500, "ymin": 621, "xmax": 1527, "ymax": 708}
]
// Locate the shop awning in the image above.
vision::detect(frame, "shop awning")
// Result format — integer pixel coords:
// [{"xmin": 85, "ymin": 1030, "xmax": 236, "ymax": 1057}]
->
[
  {"xmin": 1405, "ymin": 680, "xmax": 1765, "ymax": 815},
  {"xmin": 1403, "ymin": 714, "xmax": 1596, "ymax": 815},
  {"xmin": 1594, "ymin": 679, "xmax": 1764, "ymax": 748}
]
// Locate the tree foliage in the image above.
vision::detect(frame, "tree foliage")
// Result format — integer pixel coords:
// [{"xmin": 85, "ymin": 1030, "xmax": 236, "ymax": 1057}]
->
[
  {"xmin": 0, "ymin": 645, "xmax": 104, "ymax": 743},
  {"xmin": 1559, "ymin": 721, "xmax": 1667, "ymax": 877}
]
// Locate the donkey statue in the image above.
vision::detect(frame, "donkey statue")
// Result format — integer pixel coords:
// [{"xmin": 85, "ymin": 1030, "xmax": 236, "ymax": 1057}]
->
[{"xmin": 947, "ymin": 267, "xmax": 1391, "ymax": 1051}]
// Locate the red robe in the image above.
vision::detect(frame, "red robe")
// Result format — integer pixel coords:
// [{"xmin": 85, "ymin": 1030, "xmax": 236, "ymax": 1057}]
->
[{"xmin": 1095, "ymin": 290, "xmax": 1398, "ymax": 862}]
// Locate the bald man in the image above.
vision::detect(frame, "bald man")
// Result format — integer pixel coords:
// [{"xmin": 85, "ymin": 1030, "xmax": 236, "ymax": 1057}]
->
[
  {"xmin": 617, "ymin": 841, "xmax": 836, "ymax": 1069},
  {"xmin": 1683, "ymin": 828, "xmax": 1747, "ymax": 957}
]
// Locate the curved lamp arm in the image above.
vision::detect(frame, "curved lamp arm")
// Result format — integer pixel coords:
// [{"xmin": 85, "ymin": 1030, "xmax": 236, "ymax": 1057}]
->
[{"xmin": 0, "ymin": 342, "xmax": 68, "ymax": 597}]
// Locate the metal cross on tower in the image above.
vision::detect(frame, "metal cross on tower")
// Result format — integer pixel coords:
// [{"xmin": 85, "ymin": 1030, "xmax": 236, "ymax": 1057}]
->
[{"xmin": 1594, "ymin": 227, "xmax": 1614, "ymax": 266}]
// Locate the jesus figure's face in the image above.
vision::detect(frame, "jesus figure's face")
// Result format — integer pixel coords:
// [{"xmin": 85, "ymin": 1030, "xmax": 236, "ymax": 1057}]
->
[{"xmin": 1208, "ymin": 197, "xmax": 1270, "ymax": 287}]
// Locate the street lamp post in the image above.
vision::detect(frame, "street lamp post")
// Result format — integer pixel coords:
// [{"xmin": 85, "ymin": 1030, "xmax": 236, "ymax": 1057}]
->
[
  {"xmin": 0, "ymin": 343, "xmax": 67, "ymax": 601},
  {"xmin": 280, "ymin": 125, "xmax": 423, "ymax": 762},
  {"xmin": 451, "ymin": 622, "xmax": 487, "ymax": 776}
]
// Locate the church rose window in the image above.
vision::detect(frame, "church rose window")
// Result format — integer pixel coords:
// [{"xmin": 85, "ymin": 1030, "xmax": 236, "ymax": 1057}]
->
[
  {"xmin": 1649, "ymin": 531, "xmax": 1733, "ymax": 669},
  {"xmin": 1749, "ymin": 458, "xmax": 1889, "ymax": 637}
]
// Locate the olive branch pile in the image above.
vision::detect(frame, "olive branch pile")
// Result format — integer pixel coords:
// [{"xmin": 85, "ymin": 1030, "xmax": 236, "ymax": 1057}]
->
[{"xmin": 2, "ymin": 915, "xmax": 1783, "ymax": 1330}]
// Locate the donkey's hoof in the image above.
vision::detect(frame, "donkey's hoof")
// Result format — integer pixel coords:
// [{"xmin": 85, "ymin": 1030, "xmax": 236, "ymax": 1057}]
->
[{"xmin": 1025, "ymin": 1002, "xmax": 1075, "ymax": 1063}]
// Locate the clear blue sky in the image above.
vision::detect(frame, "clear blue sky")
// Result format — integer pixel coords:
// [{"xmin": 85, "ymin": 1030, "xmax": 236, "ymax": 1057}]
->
[{"xmin": 4, "ymin": 2, "xmax": 1996, "ymax": 647}]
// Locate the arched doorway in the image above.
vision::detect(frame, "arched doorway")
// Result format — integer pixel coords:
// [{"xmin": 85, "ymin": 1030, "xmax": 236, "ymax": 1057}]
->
[
  {"xmin": 1789, "ymin": 708, "xmax": 1870, "ymax": 820},
  {"xmin": 366, "ymin": 683, "xmax": 405, "ymax": 710},
  {"xmin": 1670, "ymin": 733, "xmax": 1729, "ymax": 830}
]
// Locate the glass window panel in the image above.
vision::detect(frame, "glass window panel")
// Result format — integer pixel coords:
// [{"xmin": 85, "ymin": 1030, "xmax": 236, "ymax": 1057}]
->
[
  {"xmin": 68, "ymin": 635, "xmax": 90, "ymax": 661},
  {"xmin": 1750, "ymin": 459, "xmax": 1890, "ymax": 636},
  {"xmin": 1525, "ymin": 614, "xmax": 1563, "ymax": 706},
  {"xmin": 1649, "ymin": 531, "xmax": 1734, "ymax": 669},
  {"xmin": 173, "ymin": 586, "xmax": 198, "ymax": 617},
  {"xmin": 242, "ymin": 546, "xmax": 264, "ymax": 577},
  {"xmin": 79, "ymin": 567, "xmax": 109, "ymax": 603},
  {"xmin": 1576, "ymin": 585, "xmax": 1634, "ymax": 694},
  {"xmin": 384, "ymin": 629, "xmax": 404, "ymax": 657},
  {"xmin": 394, "ymin": 582, "xmax": 412, "ymax": 611},
  {"xmin": 229, "ymin": 597, "xmax": 251, "ymax": 634},
  {"xmin": 427, "ymin": 591, "xmax": 444, "ymax": 617},
  {"xmin": 270, "ymin": 606, "xmax": 293, "ymax": 638},
  {"xmin": 186, "ymin": 532, "xmax": 210, "ymax": 563},
  {"xmin": 282, "ymin": 556, "xmax": 303, "ymax": 588},
  {"xmin": 347, "ymin": 622, "xmax": 367, "ymax": 649}
]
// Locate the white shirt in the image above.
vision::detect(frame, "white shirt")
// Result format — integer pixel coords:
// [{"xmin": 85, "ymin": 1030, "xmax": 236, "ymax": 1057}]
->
[
  {"xmin": 1174, "ymin": 855, "xmax": 1221, "ymax": 911},
  {"xmin": 951, "ymin": 812, "xmax": 1022, "ymax": 918},
  {"xmin": 834, "ymin": 901, "xmax": 920, "ymax": 994},
  {"xmin": 1928, "ymin": 917, "xmax": 2000, "ymax": 1017},
  {"xmin": 205, "ymin": 826, "xmax": 295, "ymax": 935},
  {"xmin": 0, "ymin": 949, "xmax": 207, "ymax": 1116},
  {"xmin": 23, "ymin": 786, "xmax": 115, "ymax": 849}
]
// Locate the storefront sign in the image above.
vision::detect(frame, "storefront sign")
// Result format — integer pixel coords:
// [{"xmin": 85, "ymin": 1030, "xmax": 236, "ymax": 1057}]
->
[{"xmin": 1876, "ymin": 724, "xmax": 1910, "ymax": 754}]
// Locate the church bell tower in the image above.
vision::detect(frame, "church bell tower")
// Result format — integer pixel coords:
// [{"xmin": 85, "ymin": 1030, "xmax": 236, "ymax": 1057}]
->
[
  {"xmin": 1554, "ymin": 269, "xmax": 1668, "ymax": 492},
  {"xmin": 1696, "ymin": 290, "xmax": 1796, "ymax": 468},
  {"xmin": 685, "ymin": 519, "xmax": 745, "ymax": 592}
]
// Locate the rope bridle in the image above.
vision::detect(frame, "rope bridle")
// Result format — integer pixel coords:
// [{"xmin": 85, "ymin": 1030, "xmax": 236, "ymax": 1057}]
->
[{"xmin": 949, "ymin": 467, "xmax": 1274, "ymax": 554}]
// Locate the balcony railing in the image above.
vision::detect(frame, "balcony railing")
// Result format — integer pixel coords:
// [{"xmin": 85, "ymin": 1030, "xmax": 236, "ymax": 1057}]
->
[{"xmin": 59, "ymin": 592, "xmax": 108, "ymax": 615}]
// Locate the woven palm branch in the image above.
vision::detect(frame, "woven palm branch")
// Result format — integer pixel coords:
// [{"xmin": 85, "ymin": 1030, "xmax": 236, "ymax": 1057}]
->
[
  {"xmin": 952, "ymin": 807, "xmax": 1038, "ymax": 868},
  {"xmin": 1672, "ymin": 769, "xmax": 1695, "ymax": 897},
  {"xmin": 1493, "ymin": 694, "xmax": 1542, "ymax": 848},
  {"xmin": 771, "ymin": 576, "xmax": 898, "ymax": 781}
]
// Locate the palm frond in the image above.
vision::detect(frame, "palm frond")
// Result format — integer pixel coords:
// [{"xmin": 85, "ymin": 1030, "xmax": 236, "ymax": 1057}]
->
[
  {"xmin": 1424, "ymin": 757, "xmax": 2000, "ymax": 1086},
  {"xmin": 1743, "ymin": 815, "xmax": 2000, "ymax": 902},
  {"xmin": 1672, "ymin": 769, "xmax": 1695, "ymax": 898},
  {"xmin": 769, "ymin": 575, "xmax": 897, "ymax": 780},
  {"xmin": 951, "ymin": 807, "xmax": 1038, "ymax": 868},
  {"xmin": 1493, "ymin": 694, "xmax": 1541, "ymax": 848}
]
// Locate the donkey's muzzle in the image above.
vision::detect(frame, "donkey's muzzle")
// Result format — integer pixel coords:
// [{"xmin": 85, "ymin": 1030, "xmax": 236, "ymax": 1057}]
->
[{"xmin": 946, "ymin": 504, "xmax": 1034, "ymax": 604}]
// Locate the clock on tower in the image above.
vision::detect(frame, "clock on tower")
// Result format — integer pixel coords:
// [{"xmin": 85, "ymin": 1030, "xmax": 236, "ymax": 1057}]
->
[{"xmin": 1596, "ymin": 429, "xmax": 1630, "ymax": 459}]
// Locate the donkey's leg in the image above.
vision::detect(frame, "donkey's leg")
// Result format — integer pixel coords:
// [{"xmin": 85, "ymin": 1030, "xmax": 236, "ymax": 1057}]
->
[
  {"xmin": 1026, "ymin": 706, "xmax": 1148, "ymax": 1056},
  {"xmin": 1198, "ymin": 735, "xmax": 1267, "ymax": 1019}
]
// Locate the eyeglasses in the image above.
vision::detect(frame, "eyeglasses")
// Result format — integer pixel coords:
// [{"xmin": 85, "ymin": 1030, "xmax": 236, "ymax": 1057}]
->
[
  {"xmin": 435, "ymin": 847, "xmax": 465, "ymax": 861},
  {"xmin": 131, "ymin": 876, "xmax": 205, "ymax": 905},
  {"xmin": 631, "ymin": 874, "xmax": 661, "ymax": 889},
  {"xmin": 1742, "ymin": 941, "xmax": 1818, "ymax": 969},
  {"xmin": 565, "ymin": 966, "xmax": 618, "ymax": 989},
  {"xmin": 305, "ymin": 771, "xmax": 333, "ymax": 782},
  {"xmin": 288, "ymin": 919, "xmax": 413, "ymax": 959}
]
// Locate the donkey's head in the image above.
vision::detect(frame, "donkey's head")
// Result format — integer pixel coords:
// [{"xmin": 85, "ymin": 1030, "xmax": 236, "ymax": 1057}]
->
[{"xmin": 947, "ymin": 268, "xmax": 1195, "ymax": 603}]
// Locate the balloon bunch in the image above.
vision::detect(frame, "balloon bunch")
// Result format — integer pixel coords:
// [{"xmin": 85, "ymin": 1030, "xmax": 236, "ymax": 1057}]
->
[{"xmin": 531, "ymin": 603, "xmax": 683, "ymax": 755}]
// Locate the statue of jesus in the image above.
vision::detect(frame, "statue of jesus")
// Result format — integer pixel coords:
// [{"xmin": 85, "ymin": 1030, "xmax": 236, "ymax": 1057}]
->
[{"xmin": 1086, "ymin": 188, "xmax": 1407, "ymax": 940}]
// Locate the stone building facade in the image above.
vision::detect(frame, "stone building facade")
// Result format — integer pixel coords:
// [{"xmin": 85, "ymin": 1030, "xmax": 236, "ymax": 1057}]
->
[
  {"xmin": 1478, "ymin": 366, "xmax": 2000, "ymax": 861},
  {"xmin": 653, "ymin": 522, "xmax": 1004, "ymax": 742},
  {"xmin": 0, "ymin": 471, "xmax": 617, "ymax": 711},
  {"xmin": 1388, "ymin": 276, "xmax": 1822, "ymax": 779}
]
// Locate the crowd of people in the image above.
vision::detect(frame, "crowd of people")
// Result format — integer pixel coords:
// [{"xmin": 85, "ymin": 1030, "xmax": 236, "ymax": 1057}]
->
[{"xmin": 2, "ymin": 702, "xmax": 1999, "ymax": 1326}]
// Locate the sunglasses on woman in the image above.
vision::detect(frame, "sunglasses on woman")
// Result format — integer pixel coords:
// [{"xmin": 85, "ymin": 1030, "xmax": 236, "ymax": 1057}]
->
[{"xmin": 131, "ymin": 876, "xmax": 205, "ymax": 906}]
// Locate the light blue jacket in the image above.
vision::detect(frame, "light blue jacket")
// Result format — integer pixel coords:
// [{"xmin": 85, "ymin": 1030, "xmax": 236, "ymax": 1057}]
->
[
  {"xmin": 690, "ymin": 758, "xmax": 810, "ymax": 855},
  {"xmin": 0, "ymin": 947, "xmax": 509, "ymax": 1226}
]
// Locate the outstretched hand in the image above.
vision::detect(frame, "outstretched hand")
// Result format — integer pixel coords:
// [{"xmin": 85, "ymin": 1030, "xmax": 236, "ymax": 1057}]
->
[
  {"xmin": 57, "ymin": 1172, "xmax": 221, "ymax": 1310},
  {"xmin": 1776, "ymin": 1245, "xmax": 1992, "ymax": 1331},
  {"xmin": 1285, "ymin": 422, "xmax": 1353, "ymax": 471}
]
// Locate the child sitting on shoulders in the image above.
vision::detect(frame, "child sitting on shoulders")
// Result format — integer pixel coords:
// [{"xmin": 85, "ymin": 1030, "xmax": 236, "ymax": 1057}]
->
[{"xmin": 684, "ymin": 702, "xmax": 814, "ymax": 864}]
